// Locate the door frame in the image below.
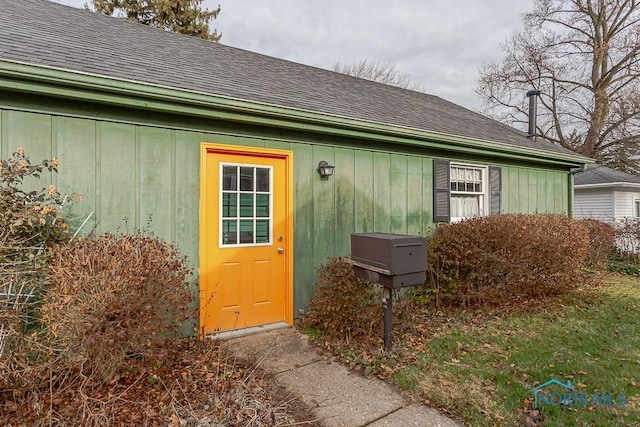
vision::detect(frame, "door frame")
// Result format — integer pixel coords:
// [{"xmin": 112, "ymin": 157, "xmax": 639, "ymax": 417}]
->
[{"xmin": 199, "ymin": 143, "xmax": 294, "ymax": 337}]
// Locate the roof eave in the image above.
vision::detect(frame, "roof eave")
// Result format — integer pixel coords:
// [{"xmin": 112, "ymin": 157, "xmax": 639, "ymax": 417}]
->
[
  {"xmin": 575, "ymin": 182, "xmax": 640, "ymax": 189},
  {"xmin": 0, "ymin": 60, "xmax": 591, "ymax": 167}
]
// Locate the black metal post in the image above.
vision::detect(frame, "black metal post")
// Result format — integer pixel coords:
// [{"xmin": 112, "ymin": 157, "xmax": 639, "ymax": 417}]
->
[{"xmin": 383, "ymin": 287, "xmax": 393, "ymax": 351}]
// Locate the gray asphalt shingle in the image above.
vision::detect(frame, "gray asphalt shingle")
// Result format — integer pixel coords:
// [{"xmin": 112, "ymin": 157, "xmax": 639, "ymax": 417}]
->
[
  {"xmin": 1, "ymin": 0, "xmax": 583, "ymax": 159},
  {"xmin": 575, "ymin": 164, "xmax": 640, "ymax": 186}
]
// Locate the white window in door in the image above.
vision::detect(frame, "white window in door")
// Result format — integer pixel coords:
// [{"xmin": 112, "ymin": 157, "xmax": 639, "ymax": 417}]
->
[
  {"xmin": 220, "ymin": 164, "xmax": 272, "ymax": 246},
  {"xmin": 450, "ymin": 164, "xmax": 487, "ymax": 222}
]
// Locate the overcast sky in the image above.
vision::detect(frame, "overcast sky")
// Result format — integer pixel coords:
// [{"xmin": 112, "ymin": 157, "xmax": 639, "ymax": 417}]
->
[{"xmin": 50, "ymin": 0, "xmax": 532, "ymax": 111}]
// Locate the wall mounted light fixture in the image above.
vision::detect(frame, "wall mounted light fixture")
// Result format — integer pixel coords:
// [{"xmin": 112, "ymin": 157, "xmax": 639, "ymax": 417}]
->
[{"xmin": 317, "ymin": 160, "xmax": 335, "ymax": 179}]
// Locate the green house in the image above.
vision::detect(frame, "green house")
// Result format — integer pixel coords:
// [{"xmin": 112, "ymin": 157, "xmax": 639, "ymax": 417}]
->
[{"xmin": 1, "ymin": 0, "xmax": 589, "ymax": 335}]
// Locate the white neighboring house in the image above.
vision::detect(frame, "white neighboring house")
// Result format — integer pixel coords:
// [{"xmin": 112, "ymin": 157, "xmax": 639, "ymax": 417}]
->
[{"xmin": 574, "ymin": 164, "xmax": 640, "ymax": 252}]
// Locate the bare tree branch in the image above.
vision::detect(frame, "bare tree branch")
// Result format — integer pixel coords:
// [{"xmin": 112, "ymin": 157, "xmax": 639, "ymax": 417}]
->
[
  {"xmin": 476, "ymin": 0, "xmax": 640, "ymax": 173},
  {"xmin": 332, "ymin": 58, "xmax": 424, "ymax": 92}
]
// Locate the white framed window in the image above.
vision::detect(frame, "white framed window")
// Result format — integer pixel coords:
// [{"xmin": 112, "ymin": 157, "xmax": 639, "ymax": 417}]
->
[
  {"xmin": 450, "ymin": 164, "xmax": 487, "ymax": 222},
  {"xmin": 635, "ymin": 199, "xmax": 640, "ymax": 218},
  {"xmin": 433, "ymin": 159, "xmax": 501, "ymax": 223}
]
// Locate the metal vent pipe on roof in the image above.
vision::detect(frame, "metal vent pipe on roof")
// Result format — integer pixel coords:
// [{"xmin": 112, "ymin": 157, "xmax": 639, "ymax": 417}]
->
[{"xmin": 526, "ymin": 90, "xmax": 541, "ymax": 141}]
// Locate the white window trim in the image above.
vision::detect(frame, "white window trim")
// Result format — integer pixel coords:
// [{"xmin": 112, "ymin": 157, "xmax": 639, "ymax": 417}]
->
[
  {"xmin": 634, "ymin": 199, "xmax": 640, "ymax": 218},
  {"xmin": 450, "ymin": 163, "xmax": 489, "ymax": 223}
]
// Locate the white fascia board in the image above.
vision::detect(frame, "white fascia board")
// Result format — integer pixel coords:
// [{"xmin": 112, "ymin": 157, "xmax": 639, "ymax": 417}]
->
[{"xmin": 575, "ymin": 182, "xmax": 640, "ymax": 190}]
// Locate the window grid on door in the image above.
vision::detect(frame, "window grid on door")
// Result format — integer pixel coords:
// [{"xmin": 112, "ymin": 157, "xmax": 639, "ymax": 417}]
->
[{"xmin": 220, "ymin": 164, "xmax": 272, "ymax": 246}]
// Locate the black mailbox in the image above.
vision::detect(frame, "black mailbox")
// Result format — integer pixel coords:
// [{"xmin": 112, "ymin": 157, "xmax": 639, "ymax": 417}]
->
[
  {"xmin": 350, "ymin": 233, "xmax": 427, "ymax": 289},
  {"xmin": 349, "ymin": 232, "xmax": 428, "ymax": 351}
]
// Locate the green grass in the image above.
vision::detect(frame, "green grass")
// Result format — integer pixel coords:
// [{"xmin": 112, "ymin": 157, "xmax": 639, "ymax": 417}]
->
[
  {"xmin": 609, "ymin": 257, "xmax": 640, "ymax": 276},
  {"xmin": 302, "ymin": 326, "xmax": 324, "ymax": 340},
  {"xmin": 389, "ymin": 275, "xmax": 640, "ymax": 426}
]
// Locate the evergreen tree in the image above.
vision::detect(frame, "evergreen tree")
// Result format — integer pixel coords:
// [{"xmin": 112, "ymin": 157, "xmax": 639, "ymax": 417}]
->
[{"xmin": 89, "ymin": 0, "xmax": 221, "ymax": 41}]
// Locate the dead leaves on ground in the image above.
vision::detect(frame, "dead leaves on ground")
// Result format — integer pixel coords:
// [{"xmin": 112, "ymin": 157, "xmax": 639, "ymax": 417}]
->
[{"xmin": 0, "ymin": 338, "xmax": 320, "ymax": 426}]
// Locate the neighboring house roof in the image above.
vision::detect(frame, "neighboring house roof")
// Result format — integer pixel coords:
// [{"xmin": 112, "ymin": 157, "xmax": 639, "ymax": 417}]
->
[
  {"xmin": 1, "ymin": 0, "xmax": 586, "ymax": 163},
  {"xmin": 575, "ymin": 164, "xmax": 640, "ymax": 189}
]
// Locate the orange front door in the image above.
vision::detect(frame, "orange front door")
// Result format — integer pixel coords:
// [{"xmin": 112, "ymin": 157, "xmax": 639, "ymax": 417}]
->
[{"xmin": 199, "ymin": 144, "xmax": 293, "ymax": 336}]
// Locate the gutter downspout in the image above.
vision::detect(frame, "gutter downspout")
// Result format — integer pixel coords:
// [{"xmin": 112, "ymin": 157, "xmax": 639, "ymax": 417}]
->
[{"xmin": 568, "ymin": 164, "xmax": 588, "ymax": 217}]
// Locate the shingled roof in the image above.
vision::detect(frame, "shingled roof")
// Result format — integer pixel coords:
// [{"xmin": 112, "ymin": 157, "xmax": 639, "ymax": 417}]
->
[
  {"xmin": 1, "ymin": 0, "xmax": 584, "ymax": 160},
  {"xmin": 574, "ymin": 164, "xmax": 640, "ymax": 186}
]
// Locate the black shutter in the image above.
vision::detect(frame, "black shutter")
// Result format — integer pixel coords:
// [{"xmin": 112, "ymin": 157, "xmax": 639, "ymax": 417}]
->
[
  {"xmin": 433, "ymin": 159, "xmax": 450, "ymax": 222},
  {"xmin": 489, "ymin": 166, "xmax": 502, "ymax": 215}
]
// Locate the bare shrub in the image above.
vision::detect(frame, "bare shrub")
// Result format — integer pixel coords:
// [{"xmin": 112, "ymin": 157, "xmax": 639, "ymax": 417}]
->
[
  {"xmin": 303, "ymin": 257, "xmax": 382, "ymax": 344},
  {"xmin": 579, "ymin": 218, "xmax": 616, "ymax": 271},
  {"xmin": 0, "ymin": 148, "xmax": 69, "ymax": 248},
  {"xmin": 0, "ymin": 148, "xmax": 69, "ymax": 389},
  {"xmin": 427, "ymin": 214, "xmax": 590, "ymax": 306},
  {"xmin": 41, "ymin": 231, "xmax": 193, "ymax": 383},
  {"xmin": 614, "ymin": 218, "xmax": 640, "ymax": 259}
]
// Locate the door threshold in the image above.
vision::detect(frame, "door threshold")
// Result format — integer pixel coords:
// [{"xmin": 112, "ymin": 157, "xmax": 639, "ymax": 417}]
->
[{"xmin": 206, "ymin": 322, "xmax": 290, "ymax": 341}]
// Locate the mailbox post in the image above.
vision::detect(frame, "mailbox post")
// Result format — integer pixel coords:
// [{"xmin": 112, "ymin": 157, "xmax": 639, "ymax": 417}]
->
[{"xmin": 349, "ymin": 233, "xmax": 427, "ymax": 351}]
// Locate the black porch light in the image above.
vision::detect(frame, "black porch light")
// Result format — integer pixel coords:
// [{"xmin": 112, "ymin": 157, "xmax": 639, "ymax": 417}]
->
[{"xmin": 317, "ymin": 160, "xmax": 335, "ymax": 179}]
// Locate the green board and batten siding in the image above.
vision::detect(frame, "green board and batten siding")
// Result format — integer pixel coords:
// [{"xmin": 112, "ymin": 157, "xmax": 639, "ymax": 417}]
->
[{"xmin": 0, "ymin": 108, "xmax": 570, "ymax": 313}]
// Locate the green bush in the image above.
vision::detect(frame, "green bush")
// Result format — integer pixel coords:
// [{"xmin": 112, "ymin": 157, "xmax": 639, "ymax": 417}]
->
[
  {"xmin": 41, "ymin": 231, "xmax": 193, "ymax": 383},
  {"xmin": 427, "ymin": 214, "xmax": 589, "ymax": 306},
  {"xmin": 579, "ymin": 218, "xmax": 616, "ymax": 271},
  {"xmin": 303, "ymin": 257, "xmax": 382, "ymax": 344}
]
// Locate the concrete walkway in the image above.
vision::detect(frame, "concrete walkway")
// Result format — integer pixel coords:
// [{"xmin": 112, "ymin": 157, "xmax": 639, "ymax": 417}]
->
[{"xmin": 220, "ymin": 326, "xmax": 462, "ymax": 427}]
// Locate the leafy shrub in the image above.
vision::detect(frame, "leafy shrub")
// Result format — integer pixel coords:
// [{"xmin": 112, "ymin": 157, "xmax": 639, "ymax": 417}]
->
[
  {"xmin": 303, "ymin": 257, "xmax": 382, "ymax": 344},
  {"xmin": 41, "ymin": 231, "xmax": 193, "ymax": 383},
  {"xmin": 427, "ymin": 214, "xmax": 589, "ymax": 306},
  {"xmin": 579, "ymin": 218, "xmax": 616, "ymax": 271}
]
